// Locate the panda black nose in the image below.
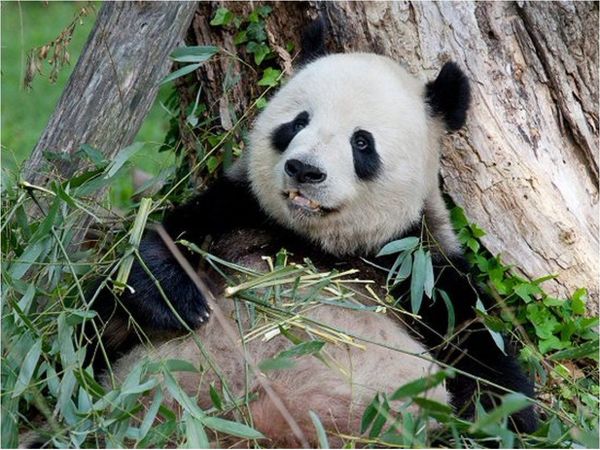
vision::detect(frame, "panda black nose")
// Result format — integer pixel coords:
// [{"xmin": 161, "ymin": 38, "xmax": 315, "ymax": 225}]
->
[{"xmin": 284, "ymin": 159, "xmax": 327, "ymax": 184}]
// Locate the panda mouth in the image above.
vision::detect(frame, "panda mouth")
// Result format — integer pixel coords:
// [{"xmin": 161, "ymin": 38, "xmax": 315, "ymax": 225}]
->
[{"xmin": 283, "ymin": 190, "xmax": 335, "ymax": 214}]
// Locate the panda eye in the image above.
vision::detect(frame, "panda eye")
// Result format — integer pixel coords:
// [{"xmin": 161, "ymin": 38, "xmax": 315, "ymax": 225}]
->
[
  {"xmin": 352, "ymin": 130, "xmax": 373, "ymax": 152},
  {"xmin": 293, "ymin": 119, "xmax": 308, "ymax": 132},
  {"xmin": 271, "ymin": 111, "xmax": 310, "ymax": 153},
  {"xmin": 355, "ymin": 136, "xmax": 368, "ymax": 150}
]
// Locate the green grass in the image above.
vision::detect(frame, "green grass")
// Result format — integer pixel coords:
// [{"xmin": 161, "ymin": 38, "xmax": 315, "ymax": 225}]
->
[
  {"xmin": 1, "ymin": 1, "xmax": 94, "ymax": 172},
  {"xmin": 1, "ymin": 1, "xmax": 176, "ymax": 193}
]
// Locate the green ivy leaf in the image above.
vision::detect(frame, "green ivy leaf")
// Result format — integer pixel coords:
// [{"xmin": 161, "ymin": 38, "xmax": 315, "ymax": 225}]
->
[
  {"xmin": 471, "ymin": 223, "xmax": 486, "ymax": 238},
  {"xmin": 467, "ymin": 238, "xmax": 480, "ymax": 253},
  {"xmin": 256, "ymin": 97, "xmax": 268, "ymax": 109},
  {"xmin": 206, "ymin": 156, "xmax": 219, "ymax": 173},
  {"xmin": 450, "ymin": 207, "xmax": 469, "ymax": 228},
  {"xmin": 256, "ymin": 5, "xmax": 272, "ymax": 18},
  {"xmin": 233, "ymin": 30, "xmax": 248, "ymax": 45},
  {"xmin": 210, "ymin": 7, "xmax": 234, "ymax": 26},
  {"xmin": 514, "ymin": 282, "xmax": 542, "ymax": 303},
  {"xmin": 247, "ymin": 41, "xmax": 271, "ymax": 65},
  {"xmin": 247, "ymin": 22, "xmax": 267, "ymax": 41},
  {"xmin": 571, "ymin": 288, "xmax": 587, "ymax": 315},
  {"xmin": 539, "ymin": 335, "xmax": 568, "ymax": 354},
  {"xmin": 526, "ymin": 303, "xmax": 560, "ymax": 340},
  {"xmin": 257, "ymin": 68, "xmax": 281, "ymax": 87}
]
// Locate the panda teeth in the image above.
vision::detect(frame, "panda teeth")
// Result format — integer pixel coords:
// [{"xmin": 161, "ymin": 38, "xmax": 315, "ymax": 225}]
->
[{"xmin": 285, "ymin": 190, "xmax": 322, "ymax": 211}]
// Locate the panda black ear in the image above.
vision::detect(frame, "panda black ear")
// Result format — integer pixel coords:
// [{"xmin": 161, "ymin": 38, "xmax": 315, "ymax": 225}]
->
[
  {"xmin": 425, "ymin": 61, "xmax": 471, "ymax": 131},
  {"xmin": 297, "ymin": 16, "xmax": 328, "ymax": 66}
]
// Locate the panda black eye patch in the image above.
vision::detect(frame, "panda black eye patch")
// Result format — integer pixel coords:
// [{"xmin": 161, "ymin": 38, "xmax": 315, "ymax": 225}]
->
[
  {"xmin": 351, "ymin": 130, "xmax": 381, "ymax": 181},
  {"xmin": 271, "ymin": 111, "xmax": 310, "ymax": 152}
]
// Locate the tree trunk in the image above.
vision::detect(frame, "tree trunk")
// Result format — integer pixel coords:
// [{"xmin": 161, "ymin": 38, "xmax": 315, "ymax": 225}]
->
[
  {"xmin": 183, "ymin": 2, "xmax": 599, "ymax": 308},
  {"xmin": 24, "ymin": 1, "xmax": 197, "ymax": 187}
]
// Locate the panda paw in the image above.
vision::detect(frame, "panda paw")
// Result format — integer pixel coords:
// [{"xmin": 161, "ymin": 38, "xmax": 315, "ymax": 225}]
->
[
  {"xmin": 508, "ymin": 404, "xmax": 538, "ymax": 435},
  {"xmin": 123, "ymin": 231, "xmax": 213, "ymax": 331}
]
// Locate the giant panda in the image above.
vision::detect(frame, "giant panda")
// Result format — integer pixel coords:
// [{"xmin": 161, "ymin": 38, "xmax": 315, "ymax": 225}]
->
[{"xmin": 90, "ymin": 19, "xmax": 537, "ymax": 446}]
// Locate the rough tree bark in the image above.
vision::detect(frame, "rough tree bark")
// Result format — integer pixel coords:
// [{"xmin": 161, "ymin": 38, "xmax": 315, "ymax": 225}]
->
[
  {"xmin": 183, "ymin": 2, "xmax": 599, "ymax": 308},
  {"xmin": 24, "ymin": 1, "xmax": 197, "ymax": 187}
]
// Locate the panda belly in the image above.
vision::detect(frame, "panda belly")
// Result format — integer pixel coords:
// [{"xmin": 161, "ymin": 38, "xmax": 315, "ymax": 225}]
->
[{"xmin": 110, "ymin": 230, "xmax": 447, "ymax": 447}]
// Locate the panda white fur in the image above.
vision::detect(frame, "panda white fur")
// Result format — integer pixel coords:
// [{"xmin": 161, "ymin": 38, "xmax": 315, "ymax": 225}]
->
[{"xmin": 90, "ymin": 19, "xmax": 536, "ymax": 446}]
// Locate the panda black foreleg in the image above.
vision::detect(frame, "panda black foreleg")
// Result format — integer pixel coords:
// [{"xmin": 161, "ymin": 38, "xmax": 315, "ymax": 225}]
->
[
  {"xmin": 87, "ymin": 176, "xmax": 265, "ymax": 364},
  {"xmin": 396, "ymin": 256, "xmax": 537, "ymax": 433},
  {"xmin": 443, "ymin": 327, "xmax": 538, "ymax": 433}
]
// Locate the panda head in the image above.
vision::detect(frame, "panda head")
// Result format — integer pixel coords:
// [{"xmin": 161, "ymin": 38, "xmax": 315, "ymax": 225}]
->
[{"xmin": 247, "ymin": 53, "xmax": 470, "ymax": 256}]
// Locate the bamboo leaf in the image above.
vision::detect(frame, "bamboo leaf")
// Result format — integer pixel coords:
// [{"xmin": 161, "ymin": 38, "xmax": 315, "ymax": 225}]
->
[
  {"xmin": 162, "ymin": 359, "xmax": 199, "ymax": 373},
  {"xmin": 390, "ymin": 370, "xmax": 452, "ymax": 400},
  {"xmin": 476, "ymin": 298, "xmax": 506, "ymax": 355},
  {"xmin": 394, "ymin": 251, "xmax": 413, "ymax": 285},
  {"xmin": 115, "ymin": 198, "xmax": 152, "ymax": 293},
  {"xmin": 104, "ymin": 142, "xmax": 144, "ymax": 178},
  {"xmin": 377, "ymin": 237, "xmax": 420, "ymax": 257},
  {"xmin": 410, "ymin": 248, "xmax": 427, "ymax": 314},
  {"xmin": 360, "ymin": 394, "xmax": 380, "ymax": 434},
  {"xmin": 386, "ymin": 251, "xmax": 407, "ymax": 285},
  {"xmin": 202, "ymin": 416, "xmax": 264, "ymax": 439},
  {"xmin": 469, "ymin": 393, "xmax": 530, "ymax": 432},
  {"xmin": 184, "ymin": 412, "xmax": 210, "ymax": 449},
  {"xmin": 12, "ymin": 339, "xmax": 42, "ymax": 397},
  {"xmin": 309, "ymin": 411, "xmax": 330, "ymax": 449},
  {"xmin": 258, "ymin": 357, "xmax": 296, "ymax": 372},
  {"xmin": 412, "ymin": 397, "xmax": 452, "ymax": 414},
  {"xmin": 279, "ymin": 340, "xmax": 325, "ymax": 358},
  {"xmin": 423, "ymin": 251, "xmax": 435, "ymax": 297},
  {"xmin": 170, "ymin": 45, "xmax": 218, "ymax": 63},
  {"xmin": 437, "ymin": 289, "xmax": 456, "ymax": 336},
  {"xmin": 369, "ymin": 396, "xmax": 391, "ymax": 438},
  {"xmin": 9, "ymin": 238, "xmax": 48, "ymax": 280},
  {"xmin": 120, "ymin": 378, "xmax": 158, "ymax": 396},
  {"xmin": 161, "ymin": 63, "xmax": 201, "ymax": 85},
  {"xmin": 549, "ymin": 339, "xmax": 599, "ymax": 361},
  {"xmin": 209, "ymin": 383, "xmax": 223, "ymax": 410},
  {"xmin": 138, "ymin": 390, "xmax": 163, "ymax": 442}
]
